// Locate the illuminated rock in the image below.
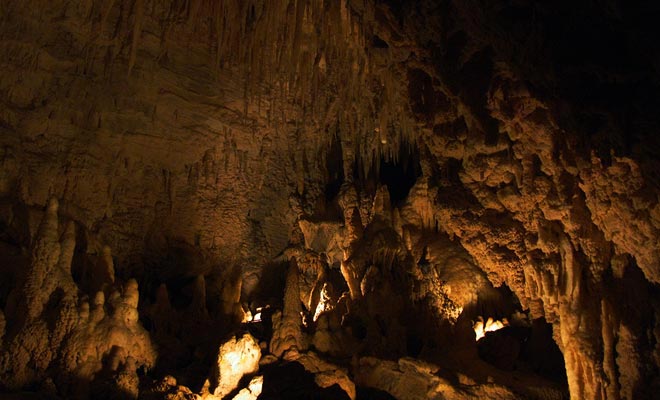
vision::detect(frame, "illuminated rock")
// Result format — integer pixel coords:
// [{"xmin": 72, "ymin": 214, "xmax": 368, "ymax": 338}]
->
[
  {"xmin": 473, "ymin": 317, "xmax": 508, "ymax": 341},
  {"xmin": 232, "ymin": 375, "xmax": 263, "ymax": 400},
  {"xmin": 313, "ymin": 282, "xmax": 334, "ymax": 321},
  {"xmin": 211, "ymin": 333, "xmax": 261, "ymax": 398}
]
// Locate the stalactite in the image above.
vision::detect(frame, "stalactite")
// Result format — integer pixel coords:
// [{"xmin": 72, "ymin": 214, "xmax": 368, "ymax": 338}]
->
[
  {"xmin": 214, "ymin": 2, "xmax": 223, "ymax": 69},
  {"xmin": 100, "ymin": 0, "xmax": 118, "ymax": 35},
  {"xmin": 99, "ymin": 0, "xmax": 410, "ymax": 175},
  {"xmin": 127, "ymin": 0, "xmax": 143, "ymax": 76}
]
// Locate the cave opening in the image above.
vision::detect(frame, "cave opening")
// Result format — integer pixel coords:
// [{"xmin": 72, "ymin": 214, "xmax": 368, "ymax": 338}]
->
[
  {"xmin": 351, "ymin": 142, "xmax": 422, "ymax": 206},
  {"xmin": 475, "ymin": 312, "xmax": 568, "ymax": 385},
  {"xmin": 324, "ymin": 136, "xmax": 345, "ymax": 204},
  {"xmin": 375, "ymin": 146, "xmax": 422, "ymax": 205}
]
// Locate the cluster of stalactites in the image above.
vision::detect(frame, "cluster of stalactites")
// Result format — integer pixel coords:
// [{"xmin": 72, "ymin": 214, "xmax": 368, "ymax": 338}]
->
[
  {"xmin": 85, "ymin": 0, "xmax": 417, "ymax": 183},
  {"xmin": 201, "ymin": 0, "xmax": 419, "ymax": 181}
]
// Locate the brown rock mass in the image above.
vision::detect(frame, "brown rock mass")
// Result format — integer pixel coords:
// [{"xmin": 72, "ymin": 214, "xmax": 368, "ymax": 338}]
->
[{"xmin": 1, "ymin": 0, "xmax": 659, "ymax": 399}]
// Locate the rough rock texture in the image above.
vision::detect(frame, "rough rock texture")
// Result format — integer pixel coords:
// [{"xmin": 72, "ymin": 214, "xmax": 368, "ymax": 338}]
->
[
  {"xmin": 141, "ymin": 375, "xmax": 197, "ymax": 400},
  {"xmin": 269, "ymin": 258, "xmax": 307, "ymax": 358},
  {"xmin": 356, "ymin": 356, "xmax": 517, "ymax": 400},
  {"xmin": 0, "ymin": 198, "xmax": 155, "ymax": 398},
  {"xmin": 295, "ymin": 351, "xmax": 356, "ymax": 400},
  {"xmin": 231, "ymin": 375, "xmax": 263, "ymax": 400},
  {"xmin": 1, "ymin": 0, "xmax": 660, "ymax": 399},
  {"xmin": 210, "ymin": 333, "xmax": 260, "ymax": 398}
]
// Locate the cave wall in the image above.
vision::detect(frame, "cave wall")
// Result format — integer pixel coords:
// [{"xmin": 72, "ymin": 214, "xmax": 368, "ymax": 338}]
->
[{"xmin": 1, "ymin": 0, "xmax": 660, "ymax": 399}]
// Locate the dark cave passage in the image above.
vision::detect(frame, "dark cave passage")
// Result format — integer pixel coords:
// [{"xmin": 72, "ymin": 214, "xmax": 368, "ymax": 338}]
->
[
  {"xmin": 376, "ymin": 146, "xmax": 422, "ymax": 205},
  {"xmin": 349, "ymin": 142, "xmax": 422, "ymax": 206}
]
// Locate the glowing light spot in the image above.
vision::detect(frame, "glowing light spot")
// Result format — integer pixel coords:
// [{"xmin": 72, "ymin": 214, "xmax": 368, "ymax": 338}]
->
[
  {"xmin": 243, "ymin": 306, "xmax": 267, "ymax": 323},
  {"xmin": 242, "ymin": 309, "xmax": 253, "ymax": 323},
  {"xmin": 313, "ymin": 283, "xmax": 334, "ymax": 321},
  {"xmin": 248, "ymin": 375, "xmax": 263, "ymax": 396},
  {"xmin": 473, "ymin": 316, "xmax": 508, "ymax": 341},
  {"xmin": 225, "ymin": 352, "xmax": 243, "ymax": 370}
]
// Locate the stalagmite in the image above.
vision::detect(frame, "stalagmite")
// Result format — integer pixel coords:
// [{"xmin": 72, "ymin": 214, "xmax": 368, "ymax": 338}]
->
[
  {"xmin": 190, "ymin": 274, "xmax": 209, "ymax": 318},
  {"xmin": 0, "ymin": 198, "xmax": 76, "ymax": 389},
  {"xmin": 270, "ymin": 258, "xmax": 307, "ymax": 358},
  {"xmin": 222, "ymin": 264, "xmax": 244, "ymax": 321},
  {"xmin": 98, "ymin": 245, "xmax": 116, "ymax": 286}
]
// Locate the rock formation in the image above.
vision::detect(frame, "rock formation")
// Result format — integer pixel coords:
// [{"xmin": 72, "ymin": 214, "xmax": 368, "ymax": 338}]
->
[
  {"xmin": 209, "ymin": 333, "xmax": 261, "ymax": 398},
  {"xmin": 1, "ymin": 0, "xmax": 660, "ymax": 399},
  {"xmin": 0, "ymin": 198, "xmax": 155, "ymax": 398}
]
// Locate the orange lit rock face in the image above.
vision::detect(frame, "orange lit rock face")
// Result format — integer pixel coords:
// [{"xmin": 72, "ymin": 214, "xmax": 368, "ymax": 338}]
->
[
  {"xmin": 1, "ymin": 1, "xmax": 660, "ymax": 399},
  {"xmin": 210, "ymin": 333, "xmax": 261, "ymax": 398}
]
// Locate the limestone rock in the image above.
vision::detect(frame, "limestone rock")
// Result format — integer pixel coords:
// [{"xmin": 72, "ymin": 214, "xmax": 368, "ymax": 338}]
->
[
  {"xmin": 1, "ymin": 0, "xmax": 660, "ymax": 398},
  {"xmin": 356, "ymin": 357, "xmax": 517, "ymax": 400},
  {"xmin": 142, "ymin": 376, "xmax": 197, "ymax": 400},
  {"xmin": 294, "ymin": 352, "xmax": 356, "ymax": 400},
  {"xmin": 0, "ymin": 200, "xmax": 155, "ymax": 398},
  {"xmin": 211, "ymin": 333, "xmax": 261, "ymax": 398},
  {"xmin": 270, "ymin": 259, "xmax": 307, "ymax": 357},
  {"xmin": 231, "ymin": 375, "xmax": 263, "ymax": 400}
]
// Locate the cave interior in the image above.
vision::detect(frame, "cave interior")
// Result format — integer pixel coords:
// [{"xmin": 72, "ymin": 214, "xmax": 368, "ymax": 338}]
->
[{"xmin": 1, "ymin": 0, "xmax": 660, "ymax": 399}]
